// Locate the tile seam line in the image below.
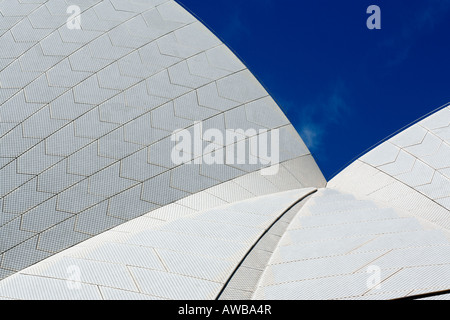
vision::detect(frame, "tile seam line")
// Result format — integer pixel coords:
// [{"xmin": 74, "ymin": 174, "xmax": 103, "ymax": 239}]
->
[
  {"xmin": 277, "ymin": 228, "xmax": 428, "ymax": 247},
  {"xmin": 259, "ymin": 262, "xmax": 450, "ymax": 289},
  {"xmin": 393, "ymin": 288, "xmax": 450, "ymax": 300},
  {"xmin": 328, "ymin": 102, "xmax": 450, "ymax": 181},
  {"xmin": 172, "ymin": 0, "xmax": 294, "ymax": 124},
  {"xmin": 0, "ymin": 158, "xmax": 306, "ymax": 270},
  {"xmin": 3, "ymin": 17, "xmax": 200, "ymax": 139},
  {"xmin": 269, "ymin": 244, "xmax": 450, "ymax": 266},
  {"xmin": 2, "ymin": 270, "xmax": 166, "ymax": 300},
  {"xmin": 1, "ymin": 121, "xmax": 296, "ymax": 226},
  {"xmin": 1, "ymin": 3, "xmax": 194, "ymax": 141},
  {"xmin": 215, "ymin": 189, "xmax": 317, "ymax": 300},
  {"xmin": 289, "ymin": 217, "xmax": 420, "ymax": 230},
  {"xmin": 0, "ymin": 0, "xmax": 61, "ymax": 54},
  {"xmin": 1, "ymin": 70, "xmax": 263, "ymax": 205},
  {"xmin": 0, "ymin": 0, "xmax": 168, "ymax": 74},
  {"xmin": 3, "ymin": 1, "xmax": 101, "ymax": 70},
  {"xmin": 360, "ymin": 161, "xmax": 450, "ymax": 223},
  {"xmin": 2, "ymin": 83, "xmax": 269, "ymax": 215},
  {"xmin": 372, "ymin": 136, "xmax": 450, "ymax": 187}
]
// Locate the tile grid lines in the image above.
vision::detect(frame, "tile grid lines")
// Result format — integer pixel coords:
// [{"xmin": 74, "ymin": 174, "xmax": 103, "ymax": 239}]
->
[
  {"xmin": 254, "ymin": 193, "xmax": 450, "ymax": 299},
  {"xmin": 15, "ymin": 229, "xmax": 239, "ymax": 272},
  {"xmin": 0, "ymin": 85, "xmax": 270, "ymax": 216},
  {"xmin": 282, "ymin": 155, "xmax": 325, "ymax": 188},
  {"xmin": 0, "ymin": 0, "xmax": 103, "ymax": 67},
  {"xmin": 343, "ymin": 235, "xmax": 381, "ymax": 254},
  {"xmin": 394, "ymin": 288, "xmax": 450, "ymax": 300},
  {"xmin": 365, "ymin": 266, "xmax": 450, "ymax": 299},
  {"xmin": 216, "ymin": 190, "xmax": 317, "ymax": 300},
  {"xmin": 2, "ymin": 191, "xmax": 312, "ymax": 298},
  {"xmin": 0, "ymin": 190, "xmax": 310, "ymax": 300},
  {"xmin": 371, "ymin": 126, "xmax": 450, "ymax": 180},
  {"xmin": 354, "ymin": 167, "xmax": 398, "ymax": 197},
  {"xmin": 0, "ymin": 0, "xmax": 164, "ymax": 73},
  {"xmin": 372, "ymin": 123, "xmax": 441, "ymax": 169},
  {"xmin": 16, "ymin": 246, "xmax": 224, "ymax": 287},
  {"xmin": 207, "ymin": 155, "xmax": 317, "ymax": 198},
  {"xmin": 355, "ymin": 113, "xmax": 450, "ymax": 204},
  {"xmin": 287, "ymin": 205, "xmax": 395, "ymax": 218},
  {"xmin": 0, "ymin": 1, "xmax": 52, "ymax": 37},
  {"xmin": 2, "ymin": 19, "xmax": 199, "ymax": 153},
  {"xmin": 0, "ymin": 157, "xmax": 306, "ymax": 272},
  {"xmin": 179, "ymin": 192, "xmax": 309, "ymax": 230},
  {"xmin": 328, "ymin": 102, "xmax": 450, "ymax": 181},
  {"xmin": 360, "ymin": 160, "xmax": 450, "ymax": 223},
  {"xmin": 152, "ymin": 248, "xmax": 170, "ymax": 272},
  {"xmin": 95, "ymin": 284, "xmax": 104, "ymax": 300},
  {"xmin": 388, "ymin": 124, "xmax": 429, "ymax": 150},
  {"xmin": 297, "ymin": 208, "xmax": 401, "ymax": 219},
  {"xmin": 268, "ymin": 244, "xmax": 450, "ymax": 267},
  {"xmin": 1, "ymin": 7, "xmax": 198, "ymax": 158},
  {"xmin": 288, "ymin": 217, "xmax": 423, "ymax": 231},
  {"xmin": 122, "ymin": 265, "xmax": 168, "ymax": 300},
  {"xmin": 0, "ymin": 1, "xmax": 306, "ymax": 230},
  {"xmin": 74, "ymin": 230, "xmax": 243, "ymax": 266},
  {"xmin": 357, "ymin": 288, "xmax": 414, "ymax": 300},
  {"xmin": 0, "ymin": 72, "xmax": 268, "ymax": 209},
  {"xmin": 355, "ymin": 167, "xmax": 445, "ymax": 207},
  {"xmin": 173, "ymin": 0, "xmax": 293, "ymax": 121},
  {"xmin": 275, "ymin": 228, "xmax": 428, "ymax": 248},
  {"xmin": 12, "ymin": 118, "xmax": 292, "ymax": 218},
  {"xmin": 2, "ymin": 23, "xmax": 253, "ymax": 155},
  {"xmin": 3, "ymin": 0, "xmax": 322, "ymax": 288},
  {"xmin": 351, "ymin": 249, "xmax": 394, "ymax": 274},
  {"xmin": 1, "ymin": 3, "xmax": 196, "ymax": 170},
  {"xmin": 3, "ymin": 118, "xmax": 295, "ymax": 225},
  {"xmin": 103, "ymin": 218, "xmax": 268, "ymax": 247},
  {"xmin": 15, "ymin": 271, "xmax": 167, "ymax": 300},
  {"xmin": 190, "ymin": 214, "xmax": 281, "ymax": 229},
  {"xmin": 255, "ymin": 263, "xmax": 450, "ymax": 291},
  {"xmin": 128, "ymin": 264, "xmax": 222, "ymax": 285},
  {"xmin": 332, "ymin": 269, "xmax": 406, "ymax": 300},
  {"xmin": 404, "ymin": 136, "xmax": 450, "ymax": 175}
]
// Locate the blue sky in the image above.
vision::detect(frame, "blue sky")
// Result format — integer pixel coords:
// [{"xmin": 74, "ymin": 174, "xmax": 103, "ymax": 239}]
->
[{"xmin": 176, "ymin": 0, "xmax": 450, "ymax": 180}]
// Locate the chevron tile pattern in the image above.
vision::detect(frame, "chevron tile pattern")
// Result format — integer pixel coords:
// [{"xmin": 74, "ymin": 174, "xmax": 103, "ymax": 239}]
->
[
  {"xmin": 253, "ymin": 188, "xmax": 450, "ymax": 300},
  {"xmin": 0, "ymin": 188, "xmax": 315, "ymax": 300},
  {"xmin": 0, "ymin": 0, "xmax": 325, "ymax": 280},
  {"xmin": 329, "ymin": 104, "xmax": 450, "ymax": 231}
]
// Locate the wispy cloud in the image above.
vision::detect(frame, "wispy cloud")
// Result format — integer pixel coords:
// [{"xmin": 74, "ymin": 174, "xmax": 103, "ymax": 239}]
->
[
  {"xmin": 416, "ymin": 0, "xmax": 450, "ymax": 30},
  {"xmin": 382, "ymin": 0, "xmax": 450, "ymax": 67},
  {"xmin": 220, "ymin": 9, "xmax": 251, "ymax": 42},
  {"xmin": 294, "ymin": 81, "xmax": 350, "ymax": 153},
  {"xmin": 219, "ymin": 0, "xmax": 274, "ymax": 42}
]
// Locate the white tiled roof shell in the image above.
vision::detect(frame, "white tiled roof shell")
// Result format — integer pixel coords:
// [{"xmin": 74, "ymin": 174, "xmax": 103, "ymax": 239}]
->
[
  {"xmin": 329, "ymin": 103, "xmax": 450, "ymax": 231},
  {"xmin": 0, "ymin": 186, "xmax": 316, "ymax": 300},
  {"xmin": 251, "ymin": 105, "xmax": 450, "ymax": 300},
  {"xmin": 253, "ymin": 188, "xmax": 450, "ymax": 300},
  {"xmin": 0, "ymin": 0, "xmax": 326, "ymax": 280}
]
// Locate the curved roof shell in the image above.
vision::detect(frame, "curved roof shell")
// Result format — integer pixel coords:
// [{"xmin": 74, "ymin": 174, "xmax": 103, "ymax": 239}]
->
[
  {"xmin": 0, "ymin": 0, "xmax": 325, "ymax": 281},
  {"xmin": 2, "ymin": 0, "xmax": 450, "ymax": 301},
  {"xmin": 330, "ymin": 103, "xmax": 450, "ymax": 230}
]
